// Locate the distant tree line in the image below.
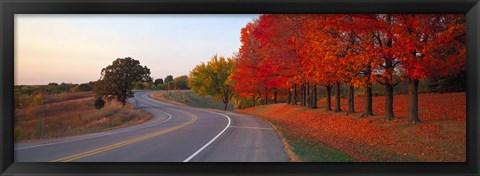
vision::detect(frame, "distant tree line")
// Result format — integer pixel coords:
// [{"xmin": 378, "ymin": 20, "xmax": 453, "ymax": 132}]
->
[
  {"xmin": 15, "ymin": 82, "xmax": 94, "ymax": 95},
  {"xmin": 134, "ymin": 75, "xmax": 190, "ymax": 91},
  {"xmin": 14, "ymin": 82, "xmax": 95, "ymax": 109}
]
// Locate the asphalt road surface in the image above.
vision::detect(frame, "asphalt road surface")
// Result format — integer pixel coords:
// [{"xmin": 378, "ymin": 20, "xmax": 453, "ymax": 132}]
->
[{"xmin": 15, "ymin": 91, "xmax": 289, "ymax": 162}]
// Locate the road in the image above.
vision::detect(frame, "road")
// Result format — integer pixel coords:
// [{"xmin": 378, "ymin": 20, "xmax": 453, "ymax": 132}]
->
[{"xmin": 14, "ymin": 91, "xmax": 289, "ymax": 162}]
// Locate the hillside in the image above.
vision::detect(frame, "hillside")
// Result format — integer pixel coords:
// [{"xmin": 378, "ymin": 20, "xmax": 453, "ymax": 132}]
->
[
  {"xmin": 14, "ymin": 92, "xmax": 152, "ymax": 142},
  {"xmin": 150, "ymin": 90, "xmax": 234, "ymax": 110}
]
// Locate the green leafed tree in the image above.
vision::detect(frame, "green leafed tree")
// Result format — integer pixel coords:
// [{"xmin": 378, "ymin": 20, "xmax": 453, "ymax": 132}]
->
[
  {"xmin": 173, "ymin": 75, "xmax": 189, "ymax": 90},
  {"xmin": 164, "ymin": 75, "xmax": 174, "ymax": 90},
  {"xmin": 188, "ymin": 55, "xmax": 235, "ymax": 110},
  {"xmin": 94, "ymin": 57, "xmax": 152, "ymax": 106},
  {"xmin": 154, "ymin": 78, "xmax": 164, "ymax": 86},
  {"xmin": 79, "ymin": 82, "xmax": 93, "ymax": 91}
]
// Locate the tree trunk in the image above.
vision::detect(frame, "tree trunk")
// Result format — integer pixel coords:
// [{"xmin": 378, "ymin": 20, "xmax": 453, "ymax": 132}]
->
[
  {"xmin": 223, "ymin": 93, "xmax": 228, "ymax": 111},
  {"xmin": 325, "ymin": 85, "xmax": 332, "ymax": 111},
  {"xmin": 273, "ymin": 88, "xmax": 278, "ymax": 104},
  {"xmin": 409, "ymin": 78, "xmax": 420, "ymax": 124},
  {"xmin": 120, "ymin": 90, "xmax": 127, "ymax": 106},
  {"xmin": 307, "ymin": 85, "xmax": 311, "ymax": 108},
  {"xmin": 383, "ymin": 26, "xmax": 395, "ymax": 121},
  {"xmin": 300, "ymin": 84, "xmax": 303, "ymax": 106},
  {"xmin": 334, "ymin": 82, "xmax": 341, "ymax": 112},
  {"xmin": 385, "ymin": 84, "xmax": 394, "ymax": 120},
  {"xmin": 264, "ymin": 87, "xmax": 268, "ymax": 105},
  {"xmin": 348, "ymin": 85, "xmax": 354, "ymax": 114},
  {"xmin": 306, "ymin": 83, "xmax": 310, "ymax": 108},
  {"xmin": 252, "ymin": 95, "xmax": 255, "ymax": 107},
  {"xmin": 303, "ymin": 83, "xmax": 307, "ymax": 107},
  {"xmin": 287, "ymin": 88, "xmax": 291, "ymax": 105},
  {"xmin": 300, "ymin": 84, "xmax": 305, "ymax": 106},
  {"xmin": 317, "ymin": 84, "xmax": 320, "ymax": 100},
  {"xmin": 309, "ymin": 85, "xmax": 313, "ymax": 108},
  {"xmin": 363, "ymin": 84, "xmax": 373, "ymax": 117},
  {"xmin": 293, "ymin": 84, "xmax": 297, "ymax": 105},
  {"xmin": 312, "ymin": 84, "xmax": 317, "ymax": 109}
]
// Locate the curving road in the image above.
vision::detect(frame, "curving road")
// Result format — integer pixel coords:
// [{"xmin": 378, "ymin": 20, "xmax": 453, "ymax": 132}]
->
[{"xmin": 14, "ymin": 91, "xmax": 289, "ymax": 162}]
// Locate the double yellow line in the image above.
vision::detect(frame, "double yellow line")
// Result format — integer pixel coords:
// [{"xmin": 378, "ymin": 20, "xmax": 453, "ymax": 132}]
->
[{"xmin": 50, "ymin": 108, "xmax": 197, "ymax": 162}]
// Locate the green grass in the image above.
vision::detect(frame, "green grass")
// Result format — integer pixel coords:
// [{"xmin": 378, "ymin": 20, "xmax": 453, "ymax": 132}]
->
[
  {"xmin": 162, "ymin": 91, "xmax": 234, "ymax": 110},
  {"xmin": 279, "ymin": 128, "xmax": 356, "ymax": 162}
]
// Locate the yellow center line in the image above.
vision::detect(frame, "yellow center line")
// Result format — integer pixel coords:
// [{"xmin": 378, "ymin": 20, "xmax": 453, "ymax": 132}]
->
[{"xmin": 50, "ymin": 107, "xmax": 197, "ymax": 162}]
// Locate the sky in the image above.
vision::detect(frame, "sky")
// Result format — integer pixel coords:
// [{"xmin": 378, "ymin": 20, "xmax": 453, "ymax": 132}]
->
[{"xmin": 15, "ymin": 14, "xmax": 259, "ymax": 85}]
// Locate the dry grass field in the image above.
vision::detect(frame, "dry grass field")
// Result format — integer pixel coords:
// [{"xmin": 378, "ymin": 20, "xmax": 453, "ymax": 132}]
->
[{"xmin": 14, "ymin": 92, "xmax": 152, "ymax": 142}]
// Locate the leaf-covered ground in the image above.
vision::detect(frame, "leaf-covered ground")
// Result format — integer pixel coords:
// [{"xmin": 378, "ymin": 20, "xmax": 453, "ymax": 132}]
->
[{"xmin": 237, "ymin": 92, "xmax": 466, "ymax": 162}]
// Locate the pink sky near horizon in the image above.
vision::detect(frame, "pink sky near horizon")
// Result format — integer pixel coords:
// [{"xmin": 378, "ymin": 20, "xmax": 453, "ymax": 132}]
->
[{"xmin": 15, "ymin": 14, "xmax": 259, "ymax": 85}]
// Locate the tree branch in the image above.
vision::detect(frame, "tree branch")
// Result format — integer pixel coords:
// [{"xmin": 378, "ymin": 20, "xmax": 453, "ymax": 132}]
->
[{"xmin": 393, "ymin": 79, "xmax": 401, "ymax": 87}]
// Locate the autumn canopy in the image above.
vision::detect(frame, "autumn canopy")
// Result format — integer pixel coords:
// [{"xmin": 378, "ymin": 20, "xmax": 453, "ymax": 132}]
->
[{"xmin": 231, "ymin": 14, "xmax": 466, "ymax": 123}]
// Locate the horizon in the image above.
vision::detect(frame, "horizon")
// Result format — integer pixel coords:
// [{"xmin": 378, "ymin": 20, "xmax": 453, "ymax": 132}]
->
[{"xmin": 15, "ymin": 14, "xmax": 259, "ymax": 85}]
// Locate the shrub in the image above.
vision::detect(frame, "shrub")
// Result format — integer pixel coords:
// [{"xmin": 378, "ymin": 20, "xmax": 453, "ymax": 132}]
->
[
  {"xmin": 79, "ymin": 83, "xmax": 93, "ymax": 91},
  {"xmin": 94, "ymin": 97, "xmax": 106, "ymax": 110},
  {"xmin": 32, "ymin": 93, "xmax": 44, "ymax": 106},
  {"xmin": 69, "ymin": 85, "xmax": 80, "ymax": 93}
]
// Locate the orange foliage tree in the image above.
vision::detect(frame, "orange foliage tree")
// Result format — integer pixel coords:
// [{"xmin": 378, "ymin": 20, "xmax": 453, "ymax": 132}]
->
[
  {"xmin": 395, "ymin": 14, "xmax": 466, "ymax": 123},
  {"xmin": 232, "ymin": 14, "xmax": 466, "ymax": 124},
  {"xmin": 233, "ymin": 22, "xmax": 264, "ymax": 107}
]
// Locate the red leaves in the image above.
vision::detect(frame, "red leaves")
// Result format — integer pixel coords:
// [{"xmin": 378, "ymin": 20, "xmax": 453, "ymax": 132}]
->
[
  {"xmin": 234, "ymin": 14, "xmax": 465, "ymax": 100},
  {"xmin": 234, "ymin": 15, "xmax": 305, "ymax": 99},
  {"xmin": 395, "ymin": 14, "xmax": 466, "ymax": 80}
]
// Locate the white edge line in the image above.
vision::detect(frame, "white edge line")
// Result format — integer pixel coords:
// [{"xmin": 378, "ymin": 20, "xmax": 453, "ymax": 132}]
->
[
  {"xmin": 15, "ymin": 95, "xmax": 173, "ymax": 151},
  {"xmin": 144, "ymin": 91, "xmax": 233, "ymax": 162},
  {"xmin": 182, "ymin": 111, "xmax": 231, "ymax": 162},
  {"xmin": 229, "ymin": 126, "xmax": 273, "ymax": 130}
]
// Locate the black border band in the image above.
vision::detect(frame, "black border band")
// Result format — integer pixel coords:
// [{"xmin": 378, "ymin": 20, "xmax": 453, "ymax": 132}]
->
[{"xmin": 1, "ymin": 0, "xmax": 479, "ymax": 175}]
